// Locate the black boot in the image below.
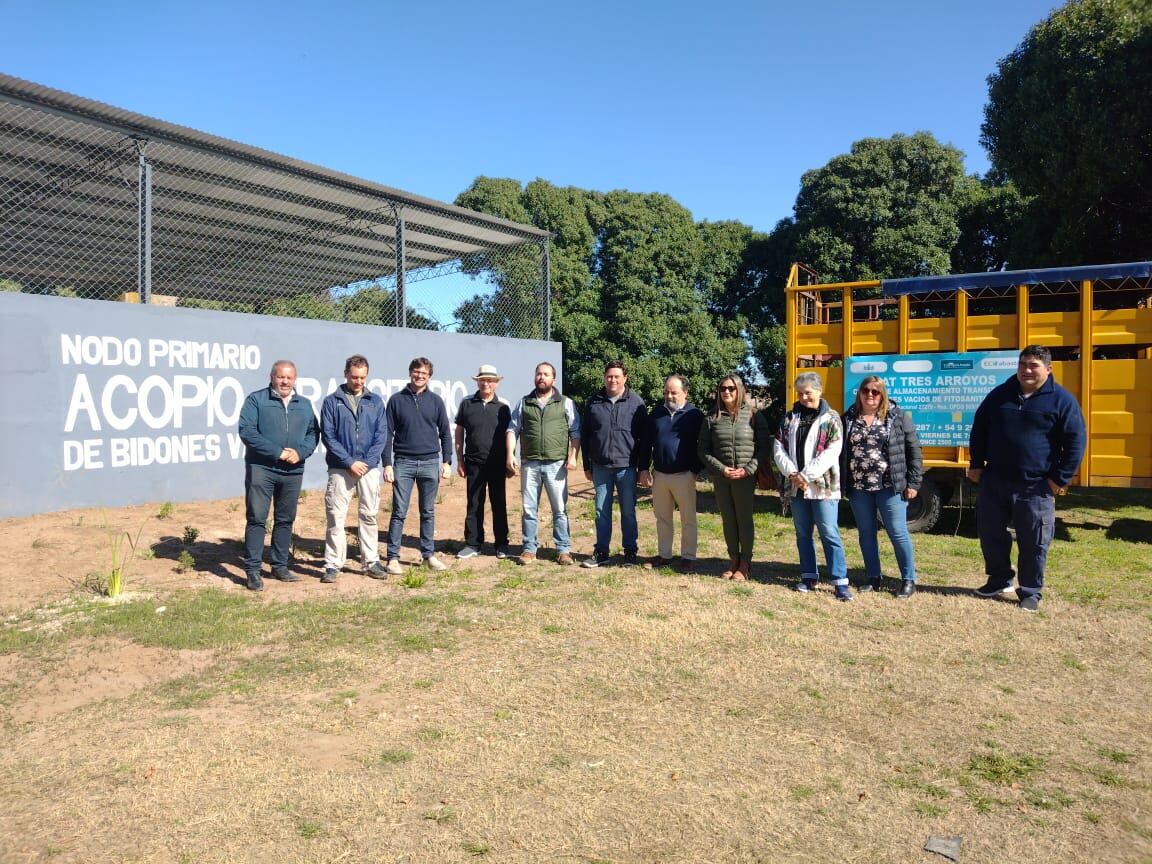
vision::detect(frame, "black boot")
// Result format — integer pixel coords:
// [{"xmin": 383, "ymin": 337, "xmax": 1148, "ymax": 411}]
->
[{"xmin": 896, "ymin": 579, "xmax": 915, "ymax": 599}]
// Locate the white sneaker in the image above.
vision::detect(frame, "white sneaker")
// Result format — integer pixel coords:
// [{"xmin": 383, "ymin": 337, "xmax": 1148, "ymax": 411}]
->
[
  {"xmin": 385, "ymin": 558, "xmax": 404, "ymax": 576},
  {"xmin": 425, "ymin": 554, "xmax": 448, "ymax": 572}
]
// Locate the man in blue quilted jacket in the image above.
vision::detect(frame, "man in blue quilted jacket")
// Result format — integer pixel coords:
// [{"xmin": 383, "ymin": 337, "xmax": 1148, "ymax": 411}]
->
[
  {"xmin": 320, "ymin": 354, "xmax": 389, "ymax": 584},
  {"xmin": 238, "ymin": 359, "xmax": 320, "ymax": 592}
]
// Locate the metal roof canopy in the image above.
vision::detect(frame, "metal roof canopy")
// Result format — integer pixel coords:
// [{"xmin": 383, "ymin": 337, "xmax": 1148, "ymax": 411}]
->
[
  {"xmin": 881, "ymin": 262, "xmax": 1152, "ymax": 297},
  {"xmin": 0, "ymin": 73, "xmax": 549, "ymax": 302}
]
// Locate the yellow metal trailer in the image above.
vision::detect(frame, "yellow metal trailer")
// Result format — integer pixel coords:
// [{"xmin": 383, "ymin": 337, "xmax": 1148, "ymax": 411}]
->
[{"xmin": 784, "ymin": 261, "xmax": 1152, "ymax": 530}]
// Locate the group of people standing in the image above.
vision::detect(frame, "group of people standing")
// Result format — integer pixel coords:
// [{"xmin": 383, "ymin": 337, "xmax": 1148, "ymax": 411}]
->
[{"xmin": 238, "ymin": 346, "xmax": 1085, "ymax": 613}]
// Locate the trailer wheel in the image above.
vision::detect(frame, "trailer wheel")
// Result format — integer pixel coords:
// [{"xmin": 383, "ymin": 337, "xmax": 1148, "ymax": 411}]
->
[{"xmin": 905, "ymin": 476, "xmax": 942, "ymax": 533}]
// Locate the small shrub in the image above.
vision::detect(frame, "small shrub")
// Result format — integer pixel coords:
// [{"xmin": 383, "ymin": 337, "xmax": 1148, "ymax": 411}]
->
[
  {"xmin": 31, "ymin": 537, "xmax": 49, "ymax": 550},
  {"xmin": 401, "ymin": 571, "xmax": 428, "ymax": 589},
  {"xmin": 462, "ymin": 841, "xmax": 491, "ymax": 857},
  {"xmin": 176, "ymin": 550, "xmax": 196, "ymax": 574},
  {"xmin": 227, "ymin": 501, "xmax": 240, "ymax": 513},
  {"xmin": 297, "ymin": 820, "xmax": 324, "ymax": 838},
  {"xmin": 423, "ymin": 806, "xmax": 456, "ymax": 824},
  {"xmin": 182, "ymin": 526, "xmax": 200, "ymax": 545},
  {"xmin": 156, "ymin": 502, "xmax": 174, "ymax": 520}
]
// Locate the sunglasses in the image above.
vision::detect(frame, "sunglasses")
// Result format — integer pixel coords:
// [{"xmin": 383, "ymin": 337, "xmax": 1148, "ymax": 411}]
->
[
  {"xmin": 718, "ymin": 385, "xmax": 737, "ymax": 392},
  {"xmin": 860, "ymin": 387, "xmax": 883, "ymax": 397}
]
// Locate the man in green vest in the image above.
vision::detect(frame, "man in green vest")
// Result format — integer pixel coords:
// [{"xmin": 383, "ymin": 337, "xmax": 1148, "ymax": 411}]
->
[{"xmin": 505, "ymin": 362, "xmax": 581, "ymax": 566}]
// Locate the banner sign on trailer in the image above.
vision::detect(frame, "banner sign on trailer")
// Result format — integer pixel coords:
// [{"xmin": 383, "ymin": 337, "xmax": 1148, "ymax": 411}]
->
[
  {"xmin": 0, "ymin": 293, "xmax": 561, "ymax": 518},
  {"xmin": 843, "ymin": 351, "xmax": 1018, "ymax": 447}
]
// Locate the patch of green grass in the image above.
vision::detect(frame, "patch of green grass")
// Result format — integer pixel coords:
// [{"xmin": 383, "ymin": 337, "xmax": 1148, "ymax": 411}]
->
[
  {"xmin": 1060, "ymin": 653, "xmax": 1085, "ymax": 671},
  {"xmin": 424, "ymin": 806, "xmax": 456, "ymax": 824},
  {"xmin": 912, "ymin": 801, "xmax": 947, "ymax": 817},
  {"xmin": 369, "ymin": 749, "xmax": 413, "ymax": 766},
  {"xmin": 800, "ymin": 686, "xmax": 825, "ymax": 702},
  {"xmin": 412, "ymin": 678, "xmax": 435, "ymax": 689},
  {"xmin": 332, "ymin": 689, "xmax": 358, "ymax": 705},
  {"xmin": 297, "ymin": 820, "xmax": 324, "ymax": 838},
  {"xmin": 462, "ymin": 841, "xmax": 491, "ymax": 856},
  {"xmin": 498, "ymin": 573, "xmax": 526, "ymax": 589},
  {"xmin": 987, "ymin": 652, "xmax": 1011, "ymax": 666},
  {"xmin": 1097, "ymin": 746, "xmax": 1135, "ymax": 764},
  {"xmin": 1024, "ymin": 786, "xmax": 1075, "ymax": 810},
  {"xmin": 728, "ymin": 584, "xmax": 754, "ymax": 598},
  {"xmin": 1083, "ymin": 765, "xmax": 1130, "ymax": 787},
  {"xmin": 415, "ymin": 726, "xmax": 446, "ymax": 742},
  {"xmin": 86, "ymin": 592, "xmax": 268, "ymax": 650},
  {"xmin": 155, "ymin": 714, "xmax": 193, "ymax": 728},
  {"xmin": 790, "ymin": 786, "xmax": 816, "ymax": 801},
  {"xmin": 967, "ymin": 751, "xmax": 1046, "ymax": 786},
  {"xmin": 541, "ymin": 623, "xmax": 567, "ymax": 634},
  {"xmin": 597, "ymin": 572, "xmax": 622, "ymax": 588},
  {"xmin": 1083, "ymin": 810, "xmax": 1102, "ymax": 824}
]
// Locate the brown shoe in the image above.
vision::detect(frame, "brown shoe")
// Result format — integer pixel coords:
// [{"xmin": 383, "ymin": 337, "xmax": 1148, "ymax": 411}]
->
[
  {"xmin": 556, "ymin": 552, "xmax": 575, "ymax": 566},
  {"xmin": 721, "ymin": 555, "xmax": 740, "ymax": 579},
  {"xmin": 732, "ymin": 560, "xmax": 751, "ymax": 582},
  {"xmin": 519, "ymin": 552, "xmax": 537, "ymax": 565}
]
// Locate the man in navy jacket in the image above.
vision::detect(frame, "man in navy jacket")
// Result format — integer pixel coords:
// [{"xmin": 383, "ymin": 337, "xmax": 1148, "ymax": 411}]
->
[
  {"xmin": 320, "ymin": 354, "xmax": 389, "ymax": 584},
  {"xmin": 383, "ymin": 357, "xmax": 453, "ymax": 574},
  {"xmin": 238, "ymin": 359, "xmax": 320, "ymax": 592},
  {"xmin": 968, "ymin": 345, "xmax": 1086, "ymax": 612},
  {"xmin": 638, "ymin": 374, "xmax": 704, "ymax": 571},
  {"xmin": 581, "ymin": 360, "xmax": 648, "ymax": 567}
]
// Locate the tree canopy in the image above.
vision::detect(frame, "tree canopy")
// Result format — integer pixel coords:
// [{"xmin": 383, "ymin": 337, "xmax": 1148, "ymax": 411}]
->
[{"xmin": 982, "ymin": 0, "xmax": 1152, "ymax": 265}]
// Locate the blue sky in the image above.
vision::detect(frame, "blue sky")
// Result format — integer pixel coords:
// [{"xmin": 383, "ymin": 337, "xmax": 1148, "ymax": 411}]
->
[{"xmin": 4, "ymin": 0, "xmax": 1058, "ymax": 234}]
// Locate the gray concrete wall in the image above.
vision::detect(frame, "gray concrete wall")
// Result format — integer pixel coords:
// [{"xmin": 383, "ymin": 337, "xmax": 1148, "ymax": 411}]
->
[{"xmin": 0, "ymin": 293, "xmax": 561, "ymax": 517}]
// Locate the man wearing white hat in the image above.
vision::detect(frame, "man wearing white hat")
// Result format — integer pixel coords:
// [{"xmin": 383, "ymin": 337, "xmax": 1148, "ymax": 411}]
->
[{"xmin": 454, "ymin": 364, "xmax": 513, "ymax": 558}]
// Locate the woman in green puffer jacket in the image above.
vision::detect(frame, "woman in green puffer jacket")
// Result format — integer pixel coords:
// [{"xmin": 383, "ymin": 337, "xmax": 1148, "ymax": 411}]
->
[{"xmin": 697, "ymin": 373, "xmax": 770, "ymax": 580}]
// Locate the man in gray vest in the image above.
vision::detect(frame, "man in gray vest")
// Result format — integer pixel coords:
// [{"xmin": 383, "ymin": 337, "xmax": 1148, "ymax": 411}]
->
[{"xmin": 505, "ymin": 362, "xmax": 581, "ymax": 566}]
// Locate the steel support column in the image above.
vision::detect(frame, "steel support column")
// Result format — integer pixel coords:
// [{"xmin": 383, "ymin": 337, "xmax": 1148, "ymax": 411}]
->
[
  {"xmin": 541, "ymin": 237, "xmax": 551, "ymax": 339},
  {"xmin": 395, "ymin": 208, "xmax": 406, "ymax": 328},
  {"xmin": 136, "ymin": 143, "xmax": 152, "ymax": 303}
]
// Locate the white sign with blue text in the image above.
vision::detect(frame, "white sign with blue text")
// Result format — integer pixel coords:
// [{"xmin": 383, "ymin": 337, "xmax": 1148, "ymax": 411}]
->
[{"xmin": 844, "ymin": 351, "xmax": 1018, "ymax": 447}]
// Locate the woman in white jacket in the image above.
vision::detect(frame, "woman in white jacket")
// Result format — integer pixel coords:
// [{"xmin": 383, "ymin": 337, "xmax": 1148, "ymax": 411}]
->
[{"xmin": 773, "ymin": 372, "xmax": 851, "ymax": 601}]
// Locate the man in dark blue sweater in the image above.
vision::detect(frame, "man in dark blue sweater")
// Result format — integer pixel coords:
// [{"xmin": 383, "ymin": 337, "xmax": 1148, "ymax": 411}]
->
[
  {"xmin": 638, "ymin": 374, "xmax": 703, "ymax": 571},
  {"xmin": 967, "ymin": 346, "xmax": 1086, "ymax": 612},
  {"xmin": 383, "ymin": 357, "xmax": 453, "ymax": 575}
]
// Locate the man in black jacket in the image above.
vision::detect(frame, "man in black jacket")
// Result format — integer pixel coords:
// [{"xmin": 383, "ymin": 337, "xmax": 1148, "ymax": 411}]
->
[
  {"xmin": 454, "ymin": 364, "xmax": 512, "ymax": 559},
  {"xmin": 581, "ymin": 360, "xmax": 647, "ymax": 567}
]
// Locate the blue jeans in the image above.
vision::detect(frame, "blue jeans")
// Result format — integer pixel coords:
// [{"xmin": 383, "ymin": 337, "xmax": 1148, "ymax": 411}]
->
[
  {"xmin": 387, "ymin": 457, "xmax": 440, "ymax": 559},
  {"xmin": 591, "ymin": 464, "xmax": 638, "ymax": 555},
  {"xmin": 243, "ymin": 464, "xmax": 302, "ymax": 574},
  {"xmin": 848, "ymin": 488, "xmax": 917, "ymax": 582},
  {"xmin": 790, "ymin": 497, "xmax": 847, "ymax": 585},
  {"xmin": 521, "ymin": 460, "xmax": 571, "ymax": 554},
  {"xmin": 976, "ymin": 471, "xmax": 1055, "ymax": 599}
]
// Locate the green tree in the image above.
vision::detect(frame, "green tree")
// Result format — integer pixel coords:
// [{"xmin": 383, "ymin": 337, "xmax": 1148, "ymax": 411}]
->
[
  {"xmin": 453, "ymin": 178, "xmax": 746, "ymax": 404},
  {"xmin": 791, "ymin": 132, "xmax": 969, "ymax": 282},
  {"xmin": 982, "ymin": 0, "xmax": 1152, "ymax": 265}
]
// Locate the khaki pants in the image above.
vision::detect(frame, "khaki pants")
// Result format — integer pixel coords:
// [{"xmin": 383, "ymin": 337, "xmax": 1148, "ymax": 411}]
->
[
  {"xmin": 652, "ymin": 470, "xmax": 698, "ymax": 560},
  {"xmin": 324, "ymin": 467, "xmax": 382, "ymax": 569}
]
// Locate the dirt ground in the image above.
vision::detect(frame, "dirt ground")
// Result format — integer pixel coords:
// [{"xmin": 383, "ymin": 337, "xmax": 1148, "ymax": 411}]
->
[{"xmin": 2, "ymin": 478, "xmax": 1150, "ymax": 864}]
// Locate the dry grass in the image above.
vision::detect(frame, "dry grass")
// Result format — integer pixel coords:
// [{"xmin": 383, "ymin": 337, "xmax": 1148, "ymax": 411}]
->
[{"xmin": 0, "ymin": 483, "xmax": 1150, "ymax": 863}]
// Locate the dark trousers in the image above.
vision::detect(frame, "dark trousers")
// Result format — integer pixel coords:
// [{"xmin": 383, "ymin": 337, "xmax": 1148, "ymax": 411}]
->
[
  {"xmin": 243, "ymin": 463, "xmax": 303, "ymax": 574},
  {"xmin": 464, "ymin": 461, "xmax": 509, "ymax": 548},
  {"xmin": 976, "ymin": 471, "xmax": 1055, "ymax": 599}
]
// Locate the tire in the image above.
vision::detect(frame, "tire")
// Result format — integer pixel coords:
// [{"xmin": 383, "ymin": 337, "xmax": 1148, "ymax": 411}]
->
[{"xmin": 905, "ymin": 475, "xmax": 942, "ymax": 533}]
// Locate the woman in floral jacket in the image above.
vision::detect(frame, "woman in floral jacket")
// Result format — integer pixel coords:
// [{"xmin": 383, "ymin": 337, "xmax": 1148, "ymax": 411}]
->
[{"xmin": 773, "ymin": 372, "xmax": 851, "ymax": 601}]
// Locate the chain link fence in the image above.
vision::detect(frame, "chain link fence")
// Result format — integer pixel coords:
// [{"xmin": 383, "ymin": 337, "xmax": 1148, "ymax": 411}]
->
[{"xmin": 1, "ymin": 75, "xmax": 550, "ymax": 339}]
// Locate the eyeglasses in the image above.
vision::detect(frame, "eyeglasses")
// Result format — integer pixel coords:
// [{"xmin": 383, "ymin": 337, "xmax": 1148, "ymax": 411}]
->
[
  {"xmin": 718, "ymin": 385, "xmax": 737, "ymax": 393},
  {"xmin": 860, "ymin": 387, "xmax": 882, "ymax": 397}
]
